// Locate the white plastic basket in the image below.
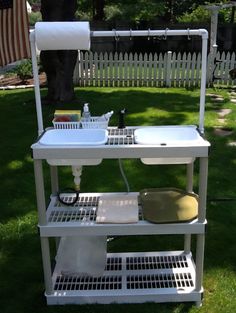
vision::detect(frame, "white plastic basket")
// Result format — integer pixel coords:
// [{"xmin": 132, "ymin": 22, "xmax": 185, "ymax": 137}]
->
[
  {"xmin": 53, "ymin": 120, "xmax": 81, "ymax": 129},
  {"xmin": 81, "ymin": 116, "xmax": 109, "ymax": 129}
]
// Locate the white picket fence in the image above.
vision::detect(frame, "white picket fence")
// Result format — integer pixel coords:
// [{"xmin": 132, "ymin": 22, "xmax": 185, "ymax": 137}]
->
[{"xmin": 74, "ymin": 51, "xmax": 236, "ymax": 88}]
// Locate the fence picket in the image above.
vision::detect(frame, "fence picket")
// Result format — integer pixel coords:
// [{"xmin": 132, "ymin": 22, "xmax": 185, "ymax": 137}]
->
[
  {"xmin": 158, "ymin": 53, "xmax": 163, "ymax": 87},
  {"xmin": 229, "ymin": 52, "xmax": 236, "ymax": 85},
  {"xmin": 84, "ymin": 52, "xmax": 89, "ymax": 87},
  {"xmin": 143, "ymin": 53, "xmax": 147, "ymax": 87},
  {"xmin": 108, "ymin": 52, "xmax": 113, "ymax": 87},
  {"xmin": 103, "ymin": 52, "xmax": 108, "ymax": 87},
  {"xmin": 219, "ymin": 51, "xmax": 225, "ymax": 84},
  {"xmin": 133, "ymin": 53, "xmax": 138, "ymax": 87},
  {"xmin": 166, "ymin": 51, "xmax": 172, "ymax": 87},
  {"xmin": 186, "ymin": 53, "xmax": 191, "ymax": 87},
  {"xmin": 124, "ymin": 52, "xmax": 128, "ymax": 87},
  {"xmin": 181, "ymin": 53, "xmax": 187, "ymax": 87},
  {"xmin": 148, "ymin": 53, "xmax": 153, "ymax": 87},
  {"xmin": 78, "ymin": 51, "xmax": 83, "ymax": 86},
  {"xmin": 171, "ymin": 52, "xmax": 176, "ymax": 87},
  {"xmin": 153, "ymin": 53, "xmax": 158, "ymax": 87},
  {"xmin": 224, "ymin": 52, "xmax": 231, "ymax": 85},
  {"xmin": 175, "ymin": 52, "xmax": 181, "ymax": 87},
  {"xmin": 195, "ymin": 53, "xmax": 201, "ymax": 87},
  {"xmin": 128, "ymin": 53, "xmax": 133, "ymax": 87},
  {"xmin": 189, "ymin": 52, "xmax": 196, "ymax": 86},
  {"xmin": 135, "ymin": 53, "xmax": 140, "ymax": 87},
  {"xmin": 93, "ymin": 52, "xmax": 99, "ymax": 87}
]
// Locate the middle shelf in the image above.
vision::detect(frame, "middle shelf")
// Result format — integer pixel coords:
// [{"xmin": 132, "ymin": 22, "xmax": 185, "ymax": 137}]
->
[{"xmin": 39, "ymin": 192, "xmax": 206, "ymax": 237}]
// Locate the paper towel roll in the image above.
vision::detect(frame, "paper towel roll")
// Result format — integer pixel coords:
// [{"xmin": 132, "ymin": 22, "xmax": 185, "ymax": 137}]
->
[{"xmin": 35, "ymin": 21, "xmax": 90, "ymax": 51}]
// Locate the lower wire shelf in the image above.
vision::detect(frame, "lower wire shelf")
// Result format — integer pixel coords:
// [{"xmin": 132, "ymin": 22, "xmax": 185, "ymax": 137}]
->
[{"xmin": 47, "ymin": 250, "xmax": 202, "ymax": 305}]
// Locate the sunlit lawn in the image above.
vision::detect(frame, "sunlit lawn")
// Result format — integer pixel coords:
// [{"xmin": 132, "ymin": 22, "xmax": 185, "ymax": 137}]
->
[{"xmin": 0, "ymin": 86, "xmax": 236, "ymax": 313}]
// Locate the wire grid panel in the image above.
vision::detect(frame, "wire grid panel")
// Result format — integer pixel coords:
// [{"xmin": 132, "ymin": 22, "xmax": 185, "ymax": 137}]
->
[
  {"xmin": 52, "ymin": 251, "xmax": 196, "ymax": 294},
  {"xmin": 107, "ymin": 128, "xmax": 135, "ymax": 145},
  {"xmin": 47, "ymin": 193, "xmax": 142, "ymax": 224},
  {"xmin": 54, "ymin": 275, "xmax": 123, "ymax": 291},
  {"xmin": 126, "ymin": 254, "xmax": 189, "ymax": 270},
  {"xmin": 47, "ymin": 195, "xmax": 100, "ymax": 223}
]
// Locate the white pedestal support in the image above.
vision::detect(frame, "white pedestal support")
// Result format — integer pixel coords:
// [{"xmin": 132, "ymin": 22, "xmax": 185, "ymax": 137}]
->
[{"xmin": 72, "ymin": 166, "xmax": 83, "ymax": 191}]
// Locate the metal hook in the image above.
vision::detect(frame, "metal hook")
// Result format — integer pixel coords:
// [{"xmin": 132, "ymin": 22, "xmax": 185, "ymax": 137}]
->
[
  {"xmin": 148, "ymin": 28, "xmax": 151, "ymax": 40},
  {"xmin": 164, "ymin": 28, "xmax": 169, "ymax": 40},
  {"xmin": 113, "ymin": 29, "xmax": 119, "ymax": 41},
  {"xmin": 187, "ymin": 28, "xmax": 191, "ymax": 40},
  {"xmin": 114, "ymin": 29, "xmax": 119, "ymax": 41}
]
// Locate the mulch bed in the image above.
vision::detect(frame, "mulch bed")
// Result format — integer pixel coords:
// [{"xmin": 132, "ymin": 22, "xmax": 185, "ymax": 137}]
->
[{"xmin": 0, "ymin": 73, "xmax": 47, "ymax": 87}]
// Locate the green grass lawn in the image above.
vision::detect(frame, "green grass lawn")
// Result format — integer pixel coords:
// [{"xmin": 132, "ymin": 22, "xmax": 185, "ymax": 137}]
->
[{"xmin": 0, "ymin": 86, "xmax": 236, "ymax": 313}]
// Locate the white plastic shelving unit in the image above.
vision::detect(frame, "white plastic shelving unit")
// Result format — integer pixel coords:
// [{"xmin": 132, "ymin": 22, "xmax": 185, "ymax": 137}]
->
[
  {"xmin": 31, "ymin": 127, "xmax": 210, "ymax": 306},
  {"xmin": 30, "ymin": 23, "xmax": 210, "ymax": 306}
]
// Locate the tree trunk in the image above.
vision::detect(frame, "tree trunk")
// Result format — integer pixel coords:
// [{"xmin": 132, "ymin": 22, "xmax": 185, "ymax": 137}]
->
[
  {"xmin": 92, "ymin": 0, "xmax": 105, "ymax": 21},
  {"xmin": 40, "ymin": 0, "xmax": 78, "ymax": 104},
  {"xmin": 230, "ymin": 6, "xmax": 235, "ymax": 24},
  {"xmin": 164, "ymin": 0, "xmax": 174, "ymax": 23}
]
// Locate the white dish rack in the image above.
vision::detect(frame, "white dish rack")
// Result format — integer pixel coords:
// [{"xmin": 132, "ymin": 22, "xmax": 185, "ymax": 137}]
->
[
  {"xmin": 53, "ymin": 120, "xmax": 80, "ymax": 129},
  {"xmin": 53, "ymin": 116, "xmax": 110, "ymax": 129},
  {"xmin": 80, "ymin": 116, "xmax": 110, "ymax": 129}
]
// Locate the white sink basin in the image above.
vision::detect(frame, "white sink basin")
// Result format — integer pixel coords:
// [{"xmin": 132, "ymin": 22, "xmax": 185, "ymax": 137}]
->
[
  {"xmin": 38, "ymin": 129, "xmax": 108, "ymax": 166},
  {"xmin": 134, "ymin": 125, "xmax": 202, "ymax": 146},
  {"xmin": 39, "ymin": 129, "xmax": 108, "ymax": 146},
  {"xmin": 134, "ymin": 125, "xmax": 203, "ymax": 164}
]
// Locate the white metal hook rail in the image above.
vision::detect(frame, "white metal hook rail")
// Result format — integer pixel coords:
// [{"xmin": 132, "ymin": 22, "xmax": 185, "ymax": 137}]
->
[{"xmin": 30, "ymin": 27, "xmax": 208, "ymax": 136}]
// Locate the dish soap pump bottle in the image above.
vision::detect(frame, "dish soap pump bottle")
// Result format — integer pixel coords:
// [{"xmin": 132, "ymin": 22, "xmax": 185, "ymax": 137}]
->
[{"xmin": 82, "ymin": 103, "xmax": 91, "ymax": 122}]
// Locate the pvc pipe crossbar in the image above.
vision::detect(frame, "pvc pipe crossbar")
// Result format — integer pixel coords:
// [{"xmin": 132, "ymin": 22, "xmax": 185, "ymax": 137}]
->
[{"xmin": 91, "ymin": 29, "xmax": 208, "ymax": 38}]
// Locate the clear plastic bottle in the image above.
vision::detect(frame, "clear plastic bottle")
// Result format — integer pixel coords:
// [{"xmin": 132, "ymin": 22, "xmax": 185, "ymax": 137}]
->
[{"xmin": 82, "ymin": 103, "xmax": 91, "ymax": 122}]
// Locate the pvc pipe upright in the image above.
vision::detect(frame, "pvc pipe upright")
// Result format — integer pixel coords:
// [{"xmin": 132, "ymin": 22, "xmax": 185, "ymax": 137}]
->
[
  {"xmin": 33, "ymin": 160, "xmax": 47, "ymax": 225},
  {"xmin": 198, "ymin": 157, "xmax": 208, "ymax": 222},
  {"xmin": 199, "ymin": 31, "xmax": 208, "ymax": 134},
  {"xmin": 30, "ymin": 31, "xmax": 44, "ymax": 135}
]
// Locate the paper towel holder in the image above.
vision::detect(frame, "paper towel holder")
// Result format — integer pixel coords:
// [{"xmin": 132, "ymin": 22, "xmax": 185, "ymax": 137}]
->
[{"xmin": 30, "ymin": 25, "xmax": 208, "ymax": 136}]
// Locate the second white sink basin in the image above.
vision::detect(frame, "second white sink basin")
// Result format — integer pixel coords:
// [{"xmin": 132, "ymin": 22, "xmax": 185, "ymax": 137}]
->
[
  {"xmin": 134, "ymin": 125, "xmax": 202, "ymax": 146},
  {"xmin": 134, "ymin": 125, "xmax": 203, "ymax": 164},
  {"xmin": 39, "ymin": 129, "xmax": 108, "ymax": 146}
]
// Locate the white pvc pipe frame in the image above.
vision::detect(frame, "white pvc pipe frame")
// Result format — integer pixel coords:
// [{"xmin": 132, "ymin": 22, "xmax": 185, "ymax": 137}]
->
[{"xmin": 30, "ymin": 28, "xmax": 208, "ymax": 136}]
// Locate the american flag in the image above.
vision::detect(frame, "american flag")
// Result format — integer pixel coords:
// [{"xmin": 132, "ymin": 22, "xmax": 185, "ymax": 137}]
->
[{"xmin": 0, "ymin": 0, "xmax": 31, "ymax": 66}]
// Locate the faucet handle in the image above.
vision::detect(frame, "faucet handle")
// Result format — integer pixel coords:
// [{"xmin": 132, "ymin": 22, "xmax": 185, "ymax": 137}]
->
[{"xmin": 118, "ymin": 108, "xmax": 127, "ymax": 129}]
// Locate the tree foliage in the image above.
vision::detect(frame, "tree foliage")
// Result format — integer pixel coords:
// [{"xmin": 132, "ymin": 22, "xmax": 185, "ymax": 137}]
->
[
  {"xmin": 75, "ymin": 0, "xmax": 235, "ymax": 23},
  {"xmin": 28, "ymin": 1, "xmax": 236, "ymax": 24},
  {"xmin": 104, "ymin": 0, "xmax": 165, "ymax": 22},
  {"xmin": 177, "ymin": 6, "xmax": 211, "ymax": 23}
]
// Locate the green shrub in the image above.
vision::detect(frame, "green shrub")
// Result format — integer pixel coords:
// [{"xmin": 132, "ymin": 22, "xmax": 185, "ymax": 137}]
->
[
  {"xmin": 28, "ymin": 11, "xmax": 42, "ymax": 26},
  {"xmin": 15, "ymin": 59, "xmax": 33, "ymax": 81}
]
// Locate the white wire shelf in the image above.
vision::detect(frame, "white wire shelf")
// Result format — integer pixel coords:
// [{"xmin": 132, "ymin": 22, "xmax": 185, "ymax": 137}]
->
[
  {"xmin": 40, "ymin": 192, "xmax": 206, "ymax": 237},
  {"xmin": 47, "ymin": 250, "xmax": 201, "ymax": 305}
]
